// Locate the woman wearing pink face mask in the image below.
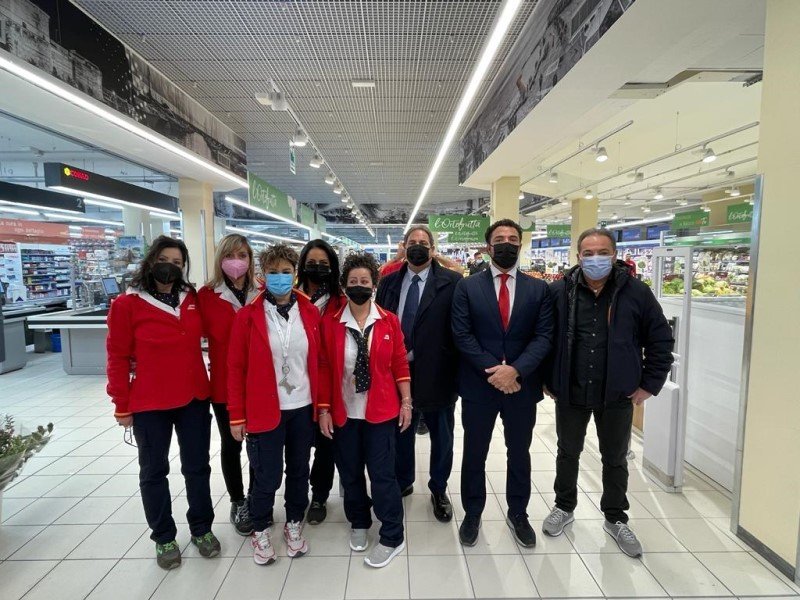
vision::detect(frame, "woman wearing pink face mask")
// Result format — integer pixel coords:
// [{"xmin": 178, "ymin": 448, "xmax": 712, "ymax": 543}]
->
[{"xmin": 198, "ymin": 234, "xmax": 260, "ymax": 535}]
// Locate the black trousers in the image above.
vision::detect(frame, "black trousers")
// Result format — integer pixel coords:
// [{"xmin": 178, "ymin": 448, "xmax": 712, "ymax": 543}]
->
[
  {"xmin": 395, "ymin": 405, "xmax": 456, "ymax": 494},
  {"xmin": 133, "ymin": 399, "xmax": 214, "ymax": 544},
  {"xmin": 334, "ymin": 418, "xmax": 404, "ymax": 548},
  {"xmin": 211, "ymin": 402, "xmax": 254, "ymax": 503},
  {"xmin": 554, "ymin": 399, "xmax": 633, "ymax": 523},
  {"xmin": 246, "ymin": 404, "xmax": 314, "ymax": 530},
  {"xmin": 461, "ymin": 396, "xmax": 536, "ymax": 519},
  {"xmin": 309, "ymin": 429, "xmax": 336, "ymax": 503}
]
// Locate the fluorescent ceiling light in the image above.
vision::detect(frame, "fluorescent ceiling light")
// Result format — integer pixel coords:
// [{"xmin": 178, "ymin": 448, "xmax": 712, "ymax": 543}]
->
[
  {"xmin": 351, "ymin": 79, "xmax": 376, "ymax": 88},
  {"xmin": 43, "ymin": 212, "xmax": 123, "ymax": 227},
  {"xmin": 0, "ymin": 199, "xmax": 80, "ymax": 214},
  {"xmin": 48, "ymin": 185, "xmax": 177, "ymax": 217},
  {"xmin": 0, "ymin": 206, "xmax": 40, "ymax": 216},
  {"xmin": 83, "ymin": 198, "xmax": 123, "ymax": 210},
  {"xmin": 403, "ymin": 0, "xmax": 523, "ymax": 232},
  {"xmin": 226, "ymin": 225, "xmax": 305, "ymax": 245},
  {"xmin": 595, "ymin": 146, "xmax": 608, "ymax": 163},
  {"xmin": 0, "ymin": 55, "xmax": 247, "ymax": 188},
  {"xmin": 150, "ymin": 211, "xmax": 178, "ymax": 220},
  {"xmin": 224, "ymin": 195, "xmax": 313, "ymax": 231},
  {"xmin": 605, "ymin": 215, "xmax": 674, "ymax": 230}
]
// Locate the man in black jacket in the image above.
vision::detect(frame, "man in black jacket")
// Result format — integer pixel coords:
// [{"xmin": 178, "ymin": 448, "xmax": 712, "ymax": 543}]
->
[
  {"xmin": 376, "ymin": 224, "xmax": 462, "ymax": 522},
  {"xmin": 543, "ymin": 228, "xmax": 673, "ymax": 558}
]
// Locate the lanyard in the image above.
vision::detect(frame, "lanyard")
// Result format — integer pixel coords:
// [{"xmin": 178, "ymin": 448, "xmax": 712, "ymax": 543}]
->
[{"xmin": 266, "ymin": 304, "xmax": 298, "ymax": 362}]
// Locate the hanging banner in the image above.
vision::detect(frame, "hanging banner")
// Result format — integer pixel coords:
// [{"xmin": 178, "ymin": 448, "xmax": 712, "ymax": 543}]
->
[
  {"xmin": 428, "ymin": 215, "xmax": 489, "ymax": 243},
  {"xmin": 726, "ymin": 203, "xmax": 753, "ymax": 224},
  {"xmin": 298, "ymin": 204, "xmax": 315, "ymax": 227},
  {"xmin": 289, "ymin": 146, "xmax": 297, "ymax": 175},
  {"xmin": 317, "ymin": 215, "xmax": 327, "ymax": 233},
  {"xmin": 0, "ymin": 219, "xmax": 69, "ymax": 240},
  {"xmin": 547, "ymin": 224, "xmax": 571, "ymax": 238},
  {"xmin": 247, "ymin": 172, "xmax": 295, "ymax": 221},
  {"xmin": 672, "ymin": 210, "xmax": 709, "ymax": 229}
]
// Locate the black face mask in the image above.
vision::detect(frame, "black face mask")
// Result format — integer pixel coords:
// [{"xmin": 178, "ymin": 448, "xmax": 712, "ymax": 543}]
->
[
  {"xmin": 152, "ymin": 262, "xmax": 182, "ymax": 285},
  {"xmin": 304, "ymin": 263, "xmax": 331, "ymax": 284},
  {"xmin": 345, "ymin": 285, "xmax": 373, "ymax": 306},
  {"xmin": 491, "ymin": 243, "xmax": 520, "ymax": 270},
  {"xmin": 406, "ymin": 244, "xmax": 430, "ymax": 267}
]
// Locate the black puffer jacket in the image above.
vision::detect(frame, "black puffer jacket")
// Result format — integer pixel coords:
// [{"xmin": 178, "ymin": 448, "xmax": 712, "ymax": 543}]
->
[{"xmin": 546, "ymin": 262, "xmax": 674, "ymax": 404}]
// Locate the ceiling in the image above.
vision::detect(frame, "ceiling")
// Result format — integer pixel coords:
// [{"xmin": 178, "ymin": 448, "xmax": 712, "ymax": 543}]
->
[{"xmin": 72, "ymin": 0, "xmax": 539, "ymax": 222}]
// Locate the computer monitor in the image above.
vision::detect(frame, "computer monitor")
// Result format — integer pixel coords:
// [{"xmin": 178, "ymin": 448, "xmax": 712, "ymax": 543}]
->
[{"xmin": 101, "ymin": 277, "xmax": 121, "ymax": 297}]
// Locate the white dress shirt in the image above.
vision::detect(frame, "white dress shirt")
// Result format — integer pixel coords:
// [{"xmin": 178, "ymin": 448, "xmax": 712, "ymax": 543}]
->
[
  {"xmin": 398, "ymin": 264, "xmax": 430, "ymax": 362},
  {"xmin": 490, "ymin": 262, "xmax": 517, "ymax": 320},
  {"xmin": 313, "ymin": 292, "xmax": 330, "ymax": 314},
  {"xmin": 340, "ymin": 301, "xmax": 382, "ymax": 419},
  {"xmin": 264, "ymin": 302, "xmax": 312, "ymax": 411}
]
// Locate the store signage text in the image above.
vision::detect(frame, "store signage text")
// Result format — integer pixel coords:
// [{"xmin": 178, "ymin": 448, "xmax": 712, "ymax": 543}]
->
[
  {"xmin": 547, "ymin": 224, "xmax": 571, "ymax": 238},
  {"xmin": 247, "ymin": 172, "xmax": 294, "ymax": 220},
  {"xmin": 428, "ymin": 215, "xmax": 489, "ymax": 244},
  {"xmin": 726, "ymin": 203, "xmax": 753, "ymax": 224},
  {"xmin": 671, "ymin": 210, "xmax": 709, "ymax": 229},
  {"xmin": 0, "ymin": 219, "xmax": 69, "ymax": 239},
  {"xmin": 63, "ymin": 167, "xmax": 90, "ymax": 181}
]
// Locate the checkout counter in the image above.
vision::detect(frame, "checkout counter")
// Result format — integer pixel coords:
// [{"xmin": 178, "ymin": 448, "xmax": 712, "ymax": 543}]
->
[
  {"xmin": 26, "ymin": 306, "xmax": 109, "ymax": 375},
  {"xmin": 0, "ymin": 299, "xmax": 69, "ymax": 374}
]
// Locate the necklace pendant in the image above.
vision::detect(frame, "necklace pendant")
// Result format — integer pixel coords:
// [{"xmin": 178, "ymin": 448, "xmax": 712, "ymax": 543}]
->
[{"xmin": 279, "ymin": 377, "xmax": 296, "ymax": 394}]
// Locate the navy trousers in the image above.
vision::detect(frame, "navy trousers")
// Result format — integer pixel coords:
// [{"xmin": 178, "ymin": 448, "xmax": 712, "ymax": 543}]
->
[
  {"xmin": 395, "ymin": 405, "xmax": 456, "ymax": 494},
  {"xmin": 133, "ymin": 399, "xmax": 214, "ymax": 544},
  {"xmin": 246, "ymin": 404, "xmax": 314, "ymax": 530},
  {"xmin": 211, "ymin": 401, "xmax": 254, "ymax": 503},
  {"xmin": 334, "ymin": 418, "xmax": 404, "ymax": 548},
  {"xmin": 460, "ymin": 396, "xmax": 537, "ymax": 519},
  {"xmin": 309, "ymin": 429, "xmax": 336, "ymax": 503}
]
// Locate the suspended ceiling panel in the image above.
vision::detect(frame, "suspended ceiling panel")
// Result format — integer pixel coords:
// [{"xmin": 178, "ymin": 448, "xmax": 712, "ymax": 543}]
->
[{"xmin": 73, "ymin": 0, "xmax": 538, "ymax": 220}]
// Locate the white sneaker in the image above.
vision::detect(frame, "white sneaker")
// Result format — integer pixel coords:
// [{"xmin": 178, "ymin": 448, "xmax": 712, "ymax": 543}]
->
[
  {"xmin": 364, "ymin": 541, "xmax": 405, "ymax": 568},
  {"xmin": 252, "ymin": 528, "xmax": 276, "ymax": 565},
  {"xmin": 350, "ymin": 528, "xmax": 369, "ymax": 552},
  {"xmin": 284, "ymin": 521, "xmax": 308, "ymax": 558}
]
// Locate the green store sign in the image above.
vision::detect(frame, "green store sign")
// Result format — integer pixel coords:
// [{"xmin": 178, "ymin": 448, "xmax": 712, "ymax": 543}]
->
[
  {"xmin": 248, "ymin": 172, "xmax": 295, "ymax": 221},
  {"xmin": 547, "ymin": 224, "xmax": 571, "ymax": 238},
  {"xmin": 428, "ymin": 214, "xmax": 489, "ymax": 243},
  {"xmin": 298, "ymin": 204, "xmax": 315, "ymax": 228},
  {"xmin": 726, "ymin": 203, "xmax": 753, "ymax": 224},
  {"xmin": 671, "ymin": 210, "xmax": 709, "ymax": 230}
]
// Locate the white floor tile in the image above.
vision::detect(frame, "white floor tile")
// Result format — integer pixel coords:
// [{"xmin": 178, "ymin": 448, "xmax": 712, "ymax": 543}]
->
[
  {"xmin": 10, "ymin": 523, "xmax": 97, "ymax": 559},
  {"xmin": 54, "ymin": 495, "xmax": 128, "ymax": 525},
  {"xmin": 281, "ymin": 555, "xmax": 350, "ymax": 600},
  {"xmin": 0, "ymin": 524, "xmax": 45, "ymax": 559},
  {"xmin": 523, "ymin": 553, "xmax": 603, "ymax": 598},
  {"xmin": 642, "ymin": 552, "xmax": 732, "ymax": 597},
  {"xmin": 695, "ymin": 551, "xmax": 797, "ymax": 596},
  {"xmin": 0, "ymin": 560, "xmax": 58, "ymax": 600},
  {"xmin": 346, "ymin": 553, "xmax": 409, "ymax": 599},
  {"xmin": 406, "ymin": 519, "xmax": 462, "ymax": 555},
  {"xmin": 31, "ymin": 455, "xmax": 98, "ymax": 476},
  {"xmin": 22, "ymin": 558, "xmax": 116, "ymax": 600},
  {"xmin": 658, "ymin": 517, "xmax": 745, "ymax": 552},
  {"xmin": 68, "ymin": 522, "xmax": 146, "ymax": 558},
  {"xmin": 3, "ymin": 496, "xmax": 80, "ymax": 525},
  {"xmin": 150, "ymin": 556, "xmax": 234, "ymax": 600},
  {"xmin": 215, "ymin": 556, "xmax": 291, "ymax": 600},
  {"xmin": 467, "ymin": 554, "xmax": 539, "ymax": 598},
  {"xmin": 462, "ymin": 518, "xmax": 519, "ymax": 555},
  {"xmin": 4, "ymin": 474, "xmax": 70, "ymax": 498},
  {"xmin": 408, "ymin": 555, "xmax": 474, "ymax": 599},
  {"xmin": 78, "ymin": 455, "xmax": 136, "ymax": 475},
  {"xmin": 105, "ymin": 495, "xmax": 148, "ymax": 524},
  {"xmin": 89, "ymin": 473, "xmax": 140, "ymax": 496},
  {"xmin": 631, "ymin": 490, "xmax": 704, "ymax": 518},
  {"xmin": 44, "ymin": 473, "xmax": 112, "ymax": 497},
  {"xmin": 580, "ymin": 552, "xmax": 667, "ymax": 597},
  {"xmin": 85, "ymin": 558, "xmax": 168, "ymax": 600}
]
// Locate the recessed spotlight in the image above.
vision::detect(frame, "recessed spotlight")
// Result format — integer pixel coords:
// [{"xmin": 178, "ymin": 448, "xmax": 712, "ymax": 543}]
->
[
  {"xmin": 642, "ymin": 204, "xmax": 652, "ymax": 213},
  {"xmin": 548, "ymin": 171, "xmax": 558, "ymax": 184},
  {"xmin": 653, "ymin": 188, "xmax": 664, "ymax": 200},
  {"xmin": 702, "ymin": 146, "xmax": 717, "ymax": 163},
  {"xmin": 729, "ymin": 186, "xmax": 741, "ymax": 197},
  {"xmin": 584, "ymin": 189, "xmax": 594, "ymax": 200},
  {"xmin": 309, "ymin": 154, "xmax": 324, "ymax": 168},
  {"xmin": 560, "ymin": 198, "xmax": 569, "ymax": 206},
  {"xmin": 518, "ymin": 192, "xmax": 524, "ymax": 200},
  {"xmin": 324, "ymin": 172, "xmax": 336, "ymax": 185},
  {"xmin": 677, "ymin": 198, "xmax": 688, "ymax": 206},
  {"xmin": 291, "ymin": 128, "xmax": 308, "ymax": 147},
  {"xmin": 595, "ymin": 146, "xmax": 608, "ymax": 163},
  {"xmin": 624, "ymin": 196, "xmax": 632, "ymax": 206},
  {"xmin": 702, "ymin": 205, "xmax": 711, "ymax": 213},
  {"xmin": 333, "ymin": 183, "xmax": 343, "ymax": 195}
]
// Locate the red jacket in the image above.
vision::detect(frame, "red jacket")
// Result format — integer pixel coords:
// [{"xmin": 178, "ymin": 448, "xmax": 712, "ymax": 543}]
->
[
  {"xmin": 380, "ymin": 260, "xmax": 405, "ymax": 278},
  {"xmin": 321, "ymin": 292, "xmax": 346, "ymax": 318},
  {"xmin": 197, "ymin": 283, "xmax": 259, "ymax": 404},
  {"xmin": 227, "ymin": 290, "xmax": 321, "ymax": 433},
  {"xmin": 319, "ymin": 302, "xmax": 411, "ymax": 427},
  {"xmin": 106, "ymin": 289, "xmax": 210, "ymax": 416}
]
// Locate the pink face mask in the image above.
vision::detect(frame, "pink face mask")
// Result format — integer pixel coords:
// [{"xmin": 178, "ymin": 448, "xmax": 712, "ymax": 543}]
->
[{"xmin": 221, "ymin": 258, "xmax": 249, "ymax": 280}]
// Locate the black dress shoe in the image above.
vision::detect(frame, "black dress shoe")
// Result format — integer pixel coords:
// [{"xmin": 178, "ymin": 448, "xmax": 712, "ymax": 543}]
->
[
  {"xmin": 459, "ymin": 515, "xmax": 480, "ymax": 546},
  {"xmin": 401, "ymin": 484, "xmax": 414, "ymax": 497},
  {"xmin": 507, "ymin": 514, "xmax": 537, "ymax": 547},
  {"xmin": 306, "ymin": 500, "xmax": 327, "ymax": 525},
  {"xmin": 431, "ymin": 492, "xmax": 453, "ymax": 523},
  {"xmin": 416, "ymin": 419, "xmax": 429, "ymax": 435}
]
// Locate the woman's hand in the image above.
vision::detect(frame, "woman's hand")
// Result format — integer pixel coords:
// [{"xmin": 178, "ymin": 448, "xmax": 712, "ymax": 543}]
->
[
  {"xmin": 230, "ymin": 424, "xmax": 246, "ymax": 442},
  {"xmin": 398, "ymin": 404, "xmax": 413, "ymax": 432},
  {"xmin": 319, "ymin": 412, "xmax": 334, "ymax": 439},
  {"xmin": 115, "ymin": 415, "xmax": 133, "ymax": 427}
]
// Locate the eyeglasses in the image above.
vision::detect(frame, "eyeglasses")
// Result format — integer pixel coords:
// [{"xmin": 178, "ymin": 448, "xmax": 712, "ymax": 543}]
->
[{"xmin": 123, "ymin": 426, "xmax": 137, "ymax": 448}]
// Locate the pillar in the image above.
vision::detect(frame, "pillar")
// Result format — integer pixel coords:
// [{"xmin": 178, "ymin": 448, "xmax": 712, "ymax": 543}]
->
[
  {"xmin": 179, "ymin": 179, "xmax": 215, "ymax": 286},
  {"xmin": 122, "ymin": 207, "xmax": 152, "ymax": 242},
  {"xmin": 490, "ymin": 176, "xmax": 533, "ymax": 266},
  {"xmin": 737, "ymin": 0, "xmax": 800, "ymax": 583},
  {"xmin": 213, "ymin": 215, "xmax": 227, "ymax": 244},
  {"xmin": 569, "ymin": 197, "xmax": 599, "ymax": 264}
]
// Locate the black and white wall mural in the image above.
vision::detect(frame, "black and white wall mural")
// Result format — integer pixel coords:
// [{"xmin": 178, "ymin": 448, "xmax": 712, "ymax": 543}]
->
[
  {"xmin": 459, "ymin": 0, "xmax": 636, "ymax": 182},
  {"xmin": 0, "ymin": 0, "xmax": 247, "ymax": 177}
]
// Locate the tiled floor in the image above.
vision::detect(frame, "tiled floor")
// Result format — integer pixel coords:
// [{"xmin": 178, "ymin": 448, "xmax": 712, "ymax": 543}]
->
[{"xmin": 1, "ymin": 353, "xmax": 798, "ymax": 599}]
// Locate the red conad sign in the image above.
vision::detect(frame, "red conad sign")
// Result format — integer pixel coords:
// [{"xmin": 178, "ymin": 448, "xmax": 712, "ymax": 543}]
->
[
  {"xmin": 0, "ymin": 219, "xmax": 69, "ymax": 240},
  {"xmin": 63, "ymin": 166, "xmax": 90, "ymax": 181}
]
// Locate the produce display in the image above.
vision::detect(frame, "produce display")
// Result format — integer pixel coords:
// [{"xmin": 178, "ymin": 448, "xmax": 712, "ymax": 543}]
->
[{"xmin": 661, "ymin": 249, "xmax": 749, "ymax": 298}]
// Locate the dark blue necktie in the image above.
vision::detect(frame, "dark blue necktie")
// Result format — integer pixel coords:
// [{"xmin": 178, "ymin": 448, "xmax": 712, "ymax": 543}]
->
[{"xmin": 401, "ymin": 274, "xmax": 421, "ymax": 352}]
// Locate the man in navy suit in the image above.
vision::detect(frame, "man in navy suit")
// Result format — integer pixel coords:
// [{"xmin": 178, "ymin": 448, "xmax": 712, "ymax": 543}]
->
[{"xmin": 451, "ymin": 219, "xmax": 553, "ymax": 547}]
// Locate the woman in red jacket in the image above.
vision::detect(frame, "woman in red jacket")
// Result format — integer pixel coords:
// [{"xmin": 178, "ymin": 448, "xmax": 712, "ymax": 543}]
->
[
  {"xmin": 296, "ymin": 239, "xmax": 345, "ymax": 525},
  {"xmin": 318, "ymin": 252, "xmax": 412, "ymax": 569},
  {"xmin": 197, "ymin": 234, "xmax": 259, "ymax": 535},
  {"xmin": 107, "ymin": 235, "xmax": 219, "ymax": 571},
  {"xmin": 227, "ymin": 244, "xmax": 319, "ymax": 566}
]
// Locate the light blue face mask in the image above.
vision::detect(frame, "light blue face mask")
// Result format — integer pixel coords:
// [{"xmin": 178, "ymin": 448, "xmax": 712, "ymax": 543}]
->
[
  {"xmin": 266, "ymin": 273, "xmax": 294, "ymax": 297},
  {"xmin": 581, "ymin": 255, "xmax": 614, "ymax": 280}
]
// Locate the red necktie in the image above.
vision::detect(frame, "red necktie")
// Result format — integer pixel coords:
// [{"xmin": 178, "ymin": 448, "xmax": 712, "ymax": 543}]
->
[{"xmin": 498, "ymin": 273, "xmax": 510, "ymax": 330}]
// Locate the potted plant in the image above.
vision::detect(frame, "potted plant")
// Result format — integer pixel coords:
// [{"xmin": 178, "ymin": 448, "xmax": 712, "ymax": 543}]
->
[{"xmin": 0, "ymin": 415, "xmax": 54, "ymax": 520}]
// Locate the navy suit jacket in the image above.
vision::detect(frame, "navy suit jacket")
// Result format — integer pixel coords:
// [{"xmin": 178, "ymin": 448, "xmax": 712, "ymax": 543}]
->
[{"xmin": 451, "ymin": 268, "xmax": 554, "ymax": 403}]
